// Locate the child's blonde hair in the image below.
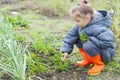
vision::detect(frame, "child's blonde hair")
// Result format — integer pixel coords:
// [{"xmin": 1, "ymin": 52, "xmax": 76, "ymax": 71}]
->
[{"xmin": 71, "ymin": 4, "xmax": 94, "ymax": 18}]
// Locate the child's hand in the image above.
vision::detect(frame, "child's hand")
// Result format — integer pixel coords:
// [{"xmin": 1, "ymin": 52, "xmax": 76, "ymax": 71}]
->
[{"xmin": 61, "ymin": 53, "xmax": 69, "ymax": 61}]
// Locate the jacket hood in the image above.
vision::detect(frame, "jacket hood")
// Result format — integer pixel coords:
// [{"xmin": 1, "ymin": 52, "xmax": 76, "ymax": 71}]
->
[{"xmin": 88, "ymin": 10, "xmax": 112, "ymax": 28}]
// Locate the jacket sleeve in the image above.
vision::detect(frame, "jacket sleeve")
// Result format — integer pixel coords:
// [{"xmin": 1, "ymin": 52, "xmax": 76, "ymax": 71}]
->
[
  {"xmin": 62, "ymin": 26, "xmax": 79, "ymax": 54},
  {"xmin": 89, "ymin": 29, "xmax": 115, "ymax": 49}
]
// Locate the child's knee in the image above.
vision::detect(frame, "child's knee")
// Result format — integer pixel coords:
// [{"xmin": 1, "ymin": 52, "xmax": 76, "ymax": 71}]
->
[{"xmin": 83, "ymin": 41, "xmax": 99, "ymax": 56}]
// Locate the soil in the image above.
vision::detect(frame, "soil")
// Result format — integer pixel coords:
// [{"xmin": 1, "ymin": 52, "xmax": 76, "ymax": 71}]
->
[
  {"xmin": 0, "ymin": 0, "xmax": 19, "ymax": 4},
  {"xmin": 33, "ymin": 65, "xmax": 89, "ymax": 80},
  {"xmin": 1, "ymin": 74, "xmax": 11, "ymax": 80}
]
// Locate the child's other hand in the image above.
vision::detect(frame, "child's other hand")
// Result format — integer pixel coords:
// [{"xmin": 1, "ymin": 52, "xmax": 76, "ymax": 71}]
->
[{"xmin": 61, "ymin": 53, "xmax": 69, "ymax": 61}]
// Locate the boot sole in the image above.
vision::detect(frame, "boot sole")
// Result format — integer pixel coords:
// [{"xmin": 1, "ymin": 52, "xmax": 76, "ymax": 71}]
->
[{"xmin": 88, "ymin": 71, "xmax": 101, "ymax": 75}]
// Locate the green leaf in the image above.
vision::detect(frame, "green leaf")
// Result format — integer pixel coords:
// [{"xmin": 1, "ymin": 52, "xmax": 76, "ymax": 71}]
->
[{"xmin": 80, "ymin": 32, "xmax": 89, "ymax": 43}]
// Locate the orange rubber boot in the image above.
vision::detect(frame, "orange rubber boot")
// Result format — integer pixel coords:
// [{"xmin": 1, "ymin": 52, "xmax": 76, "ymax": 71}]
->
[
  {"xmin": 88, "ymin": 54, "xmax": 105, "ymax": 75},
  {"xmin": 76, "ymin": 48, "xmax": 91, "ymax": 67}
]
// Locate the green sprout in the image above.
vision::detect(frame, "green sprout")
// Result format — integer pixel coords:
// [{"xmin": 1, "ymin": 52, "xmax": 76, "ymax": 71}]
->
[{"xmin": 80, "ymin": 32, "xmax": 89, "ymax": 43}]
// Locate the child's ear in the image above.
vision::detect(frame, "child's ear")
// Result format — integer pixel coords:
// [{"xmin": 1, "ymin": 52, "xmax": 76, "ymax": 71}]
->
[{"xmin": 86, "ymin": 14, "xmax": 92, "ymax": 21}]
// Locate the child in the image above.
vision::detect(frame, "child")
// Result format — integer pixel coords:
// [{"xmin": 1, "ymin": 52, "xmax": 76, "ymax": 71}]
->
[{"xmin": 61, "ymin": 3, "xmax": 116, "ymax": 75}]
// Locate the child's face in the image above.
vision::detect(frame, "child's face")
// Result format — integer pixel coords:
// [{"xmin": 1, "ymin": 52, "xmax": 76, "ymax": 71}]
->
[{"xmin": 72, "ymin": 13, "xmax": 91, "ymax": 28}]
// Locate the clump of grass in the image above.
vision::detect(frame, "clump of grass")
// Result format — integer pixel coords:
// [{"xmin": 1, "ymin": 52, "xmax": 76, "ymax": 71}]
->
[
  {"xmin": 14, "ymin": 34, "xmax": 27, "ymax": 43},
  {"xmin": 0, "ymin": 14, "xmax": 27, "ymax": 80}
]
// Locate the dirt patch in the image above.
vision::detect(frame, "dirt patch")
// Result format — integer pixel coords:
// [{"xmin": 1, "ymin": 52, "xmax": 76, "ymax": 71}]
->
[
  {"xmin": 0, "ymin": 74, "xmax": 11, "ymax": 80},
  {"xmin": 33, "ymin": 64, "xmax": 89, "ymax": 80},
  {"xmin": 0, "ymin": 0, "xmax": 19, "ymax": 4},
  {"xmin": 36, "ymin": 6, "xmax": 59, "ymax": 17},
  {"xmin": 9, "ymin": 1, "xmax": 59, "ymax": 17}
]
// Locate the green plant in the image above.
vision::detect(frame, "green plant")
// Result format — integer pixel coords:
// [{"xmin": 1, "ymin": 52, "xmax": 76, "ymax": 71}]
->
[
  {"xmin": 40, "ymin": 33, "xmax": 63, "ymax": 54},
  {"xmin": 32, "ymin": 39, "xmax": 49, "ymax": 54},
  {"xmin": 0, "ymin": 14, "xmax": 27, "ymax": 80},
  {"xmin": 30, "ymin": 31, "xmax": 63, "ymax": 55},
  {"xmin": 0, "ymin": 40, "xmax": 27, "ymax": 80},
  {"xmin": 4, "ymin": 15, "xmax": 29, "ymax": 29},
  {"xmin": 27, "ymin": 52, "xmax": 47, "ymax": 75},
  {"xmin": 49, "ymin": 53, "xmax": 70, "ymax": 72},
  {"xmin": 80, "ymin": 32, "xmax": 89, "ymax": 43},
  {"xmin": 105, "ymin": 52, "xmax": 120, "ymax": 75},
  {"xmin": 105, "ymin": 61, "xmax": 120, "ymax": 74},
  {"xmin": 14, "ymin": 34, "xmax": 27, "ymax": 43}
]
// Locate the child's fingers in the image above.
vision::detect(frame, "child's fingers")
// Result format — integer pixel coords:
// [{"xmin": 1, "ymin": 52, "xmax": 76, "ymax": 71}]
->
[
  {"xmin": 61, "ymin": 57, "xmax": 66, "ymax": 61},
  {"xmin": 61, "ymin": 53, "xmax": 69, "ymax": 61}
]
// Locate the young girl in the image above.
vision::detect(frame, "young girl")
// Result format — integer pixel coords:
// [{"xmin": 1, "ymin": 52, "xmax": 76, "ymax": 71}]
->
[{"xmin": 61, "ymin": 4, "xmax": 116, "ymax": 75}]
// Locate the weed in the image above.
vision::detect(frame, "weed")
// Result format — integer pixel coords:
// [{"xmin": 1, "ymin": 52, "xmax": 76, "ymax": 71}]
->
[
  {"xmin": 30, "ymin": 30, "xmax": 63, "ymax": 55},
  {"xmin": 27, "ymin": 52, "xmax": 47, "ymax": 75},
  {"xmin": 14, "ymin": 34, "xmax": 27, "ymax": 43},
  {"xmin": 32, "ymin": 39, "xmax": 48, "ymax": 54},
  {"xmin": 49, "ymin": 53, "xmax": 70, "ymax": 72},
  {"xmin": 105, "ymin": 54, "xmax": 120, "ymax": 75},
  {"xmin": 4, "ymin": 14, "xmax": 30, "ymax": 29}
]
